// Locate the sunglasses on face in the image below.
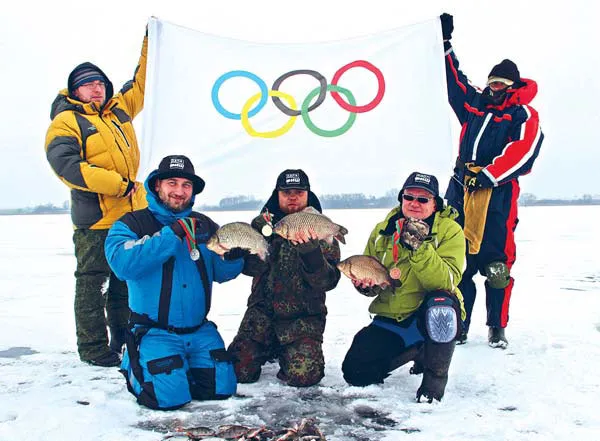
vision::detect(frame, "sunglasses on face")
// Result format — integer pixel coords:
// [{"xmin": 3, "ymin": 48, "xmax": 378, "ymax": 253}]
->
[{"xmin": 402, "ymin": 193, "xmax": 433, "ymax": 204}]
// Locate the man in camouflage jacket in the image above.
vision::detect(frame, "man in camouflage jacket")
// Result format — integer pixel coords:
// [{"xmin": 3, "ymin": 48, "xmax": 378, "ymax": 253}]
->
[{"xmin": 228, "ymin": 169, "xmax": 341, "ymax": 387}]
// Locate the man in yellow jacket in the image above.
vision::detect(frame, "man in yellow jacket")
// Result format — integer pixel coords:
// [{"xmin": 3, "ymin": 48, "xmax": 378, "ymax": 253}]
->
[
  {"xmin": 342, "ymin": 172, "xmax": 466, "ymax": 402},
  {"xmin": 44, "ymin": 33, "xmax": 148, "ymax": 367}
]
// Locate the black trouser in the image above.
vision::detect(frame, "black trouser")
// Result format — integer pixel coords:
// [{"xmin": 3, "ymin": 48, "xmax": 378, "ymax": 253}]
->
[{"xmin": 342, "ymin": 315, "xmax": 423, "ymax": 387}]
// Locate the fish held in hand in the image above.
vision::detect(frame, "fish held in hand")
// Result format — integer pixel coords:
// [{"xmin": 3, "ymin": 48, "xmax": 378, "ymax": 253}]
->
[
  {"xmin": 337, "ymin": 255, "xmax": 396, "ymax": 288},
  {"xmin": 206, "ymin": 222, "xmax": 269, "ymax": 261},
  {"xmin": 273, "ymin": 207, "xmax": 348, "ymax": 244}
]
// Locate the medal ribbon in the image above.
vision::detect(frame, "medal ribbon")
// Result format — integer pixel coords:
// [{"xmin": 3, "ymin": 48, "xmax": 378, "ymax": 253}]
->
[
  {"xmin": 392, "ymin": 218, "xmax": 404, "ymax": 263},
  {"xmin": 177, "ymin": 218, "xmax": 197, "ymax": 255},
  {"xmin": 262, "ymin": 209, "xmax": 273, "ymax": 225}
]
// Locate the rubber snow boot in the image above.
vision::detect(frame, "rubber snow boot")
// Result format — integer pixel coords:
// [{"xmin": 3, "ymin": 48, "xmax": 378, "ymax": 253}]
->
[
  {"xmin": 456, "ymin": 330, "xmax": 468, "ymax": 345},
  {"xmin": 488, "ymin": 327, "xmax": 508, "ymax": 349},
  {"xmin": 109, "ymin": 327, "xmax": 127, "ymax": 354},
  {"xmin": 416, "ymin": 339, "xmax": 456, "ymax": 402},
  {"xmin": 85, "ymin": 350, "xmax": 121, "ymax": 367}
]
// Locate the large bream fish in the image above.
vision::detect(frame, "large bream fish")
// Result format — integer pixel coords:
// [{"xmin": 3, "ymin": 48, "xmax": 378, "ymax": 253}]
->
[
  {"xmin": 337, "ymin": 255, "xmax": 396, "ymax": 287},
  {"xmin": 273, "ymin": 207, "xmax": 348, "ymax": 244},
  {"xmin": 206, "ymin": 222, "xmax": 269, "ymax": 261}
]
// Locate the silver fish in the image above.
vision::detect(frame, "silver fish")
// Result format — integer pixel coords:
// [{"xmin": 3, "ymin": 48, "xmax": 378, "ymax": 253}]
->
[
  {"xmin": 273, "ymin": 207, "xmax": 348, "ymax": 244},
  {"xmin": 206, "ymin": 222, "xmax": 269, "ymax": 261},
  {"xmin": 185, "ymin": 426, "xmax": 216, "ymax": 438},
  {"xmin": 337, "ymin": 255, "xmax": 394, "ymax": 287},
  {"xmin": 215, "ymin": 424, "xmax": 250, "ymax": 439}
]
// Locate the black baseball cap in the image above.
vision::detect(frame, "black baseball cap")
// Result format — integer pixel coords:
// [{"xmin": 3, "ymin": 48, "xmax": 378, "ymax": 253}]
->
[
  {"xmin": 400, "ymin": 171, "xmax": 439, "ymax": 196},
  {"xmin": 275, "ymin": 169, "xmax": 310, "ymax": 191},
  {"xmin": 398, "ymin": 171, "xmax": 444, "ymax": 210}
]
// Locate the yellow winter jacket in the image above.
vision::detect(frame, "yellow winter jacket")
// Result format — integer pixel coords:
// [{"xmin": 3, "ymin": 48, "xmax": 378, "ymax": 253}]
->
[
  {"xmin": 44, "ymin": 36, "xmax": 148, "ymax": 230},
  {"xmin": 365, "ymin": 205, "xmax": 466, "ymax": 322}
]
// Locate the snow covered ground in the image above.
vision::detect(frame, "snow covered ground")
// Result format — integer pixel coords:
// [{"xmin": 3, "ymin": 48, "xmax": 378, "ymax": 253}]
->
[{"xmin": 1, "ymin": 206, "xmax": 599, "ymax": 441}]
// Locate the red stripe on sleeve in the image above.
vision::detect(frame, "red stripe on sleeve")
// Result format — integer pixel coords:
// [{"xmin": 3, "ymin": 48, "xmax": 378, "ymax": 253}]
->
[
  {"xmin": 486, "ymin": 106, "xmax": 540, "ymax": 181},
  {"xmin": 447, "ymin": 54, "xmax": 467, "ymax": 94}
]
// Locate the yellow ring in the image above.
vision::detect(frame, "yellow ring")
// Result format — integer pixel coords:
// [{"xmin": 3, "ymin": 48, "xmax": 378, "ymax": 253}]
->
[{"xmin": 241, "ymin": 90, "xmax": 297, "ymax": 138}]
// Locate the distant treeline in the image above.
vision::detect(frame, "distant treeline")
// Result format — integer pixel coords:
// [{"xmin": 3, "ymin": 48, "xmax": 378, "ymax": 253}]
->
[
  {"xmin": 2, "ymin": 193, "xmax": 600, "ymax": 215},
  {"xmin": 197, "ymin": 193, "xmax": 401, "ymax": 211}
]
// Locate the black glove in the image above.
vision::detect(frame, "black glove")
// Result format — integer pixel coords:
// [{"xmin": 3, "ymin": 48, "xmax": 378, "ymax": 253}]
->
[
  {"xmin": 170, "ymin": 219, "xmax": 187, "ymax": 239},
  {"xmin": 400, "ymin": 218, "xmax": 431, "ymax": 251},
  {"xmin": 354, "ymin": 284, "xmax": 382, "ymax": 298},
  {"xmin": 440, "ymin": 13, "xmax": 454, "ymax": 40},
  {"xmin": 223, "ymin": 247, "xmax": 250, "ymax": 261},
  {"xmin": 466, "ymin": 172, "xmax": 494, "ymax": 193},
  {"xmin": 243, "ymin": 254, "xmax": 270, "ymax": 277},
  {"xmin": 296, "ymin": 239, "xmax": 323, "ymax": 273},
  {"xmin": 122, "ymin": 179, "xmax": 135, "ymax": 197}
]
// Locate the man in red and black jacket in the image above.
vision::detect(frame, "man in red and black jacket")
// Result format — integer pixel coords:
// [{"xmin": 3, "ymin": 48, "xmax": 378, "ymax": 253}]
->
[{"xmin": 440, "ymin": 13, "xmax": 544, "ymax": 348}]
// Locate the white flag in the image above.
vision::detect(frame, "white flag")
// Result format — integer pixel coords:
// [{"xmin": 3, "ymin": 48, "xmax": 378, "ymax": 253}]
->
[{"xmin": 142, "ymin": 17, "xmax": 453, "ymax": 204}]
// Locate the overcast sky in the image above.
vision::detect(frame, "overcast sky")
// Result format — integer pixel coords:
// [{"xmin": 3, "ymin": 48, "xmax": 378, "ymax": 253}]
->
[{"xmin": 1, "ymin": 0, "xmax": 598, "ymax": 209}]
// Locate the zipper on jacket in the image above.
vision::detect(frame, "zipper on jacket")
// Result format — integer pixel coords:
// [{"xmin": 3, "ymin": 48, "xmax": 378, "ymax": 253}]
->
[
  {"xmin": 99, "ymin": 115, "xmax": 132, "ymax": 184},
  {"xmin": 112, "ymin": 120, "xmax": 131, "ymax": 148},
  {"xmin": 471, "ymin": 112, "xmax": 492, "ymax": 161}
]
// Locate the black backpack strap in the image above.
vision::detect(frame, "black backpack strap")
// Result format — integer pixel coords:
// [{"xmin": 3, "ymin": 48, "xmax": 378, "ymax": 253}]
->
[
  {"xmin": 194, "ymin": 252, "xmax": 212, "ymax": 317},
  {"xmin": 189, "ymin": 211, "xmax": 219, "ymax": 317},
  {"xmin": 157, "ymin": 257, "xmax": 175, "ymax": 329}
]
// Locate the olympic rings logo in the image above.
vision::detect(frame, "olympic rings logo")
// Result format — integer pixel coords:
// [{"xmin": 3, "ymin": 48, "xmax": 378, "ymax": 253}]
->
[{"xmin": 211, "ymin": 60, "xmax": 385, "ymax": 138}]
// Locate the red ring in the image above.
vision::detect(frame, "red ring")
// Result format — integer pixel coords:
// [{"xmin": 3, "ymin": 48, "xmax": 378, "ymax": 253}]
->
[{"xmin": 330, "ymin": 60, "xmax": 385, "ymax": 113}]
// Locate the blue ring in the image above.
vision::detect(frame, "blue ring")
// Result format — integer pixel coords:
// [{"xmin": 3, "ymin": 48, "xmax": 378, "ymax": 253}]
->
[{"xmin": 211, "ymin": 71, "xmax": 269, "ymax": 120}]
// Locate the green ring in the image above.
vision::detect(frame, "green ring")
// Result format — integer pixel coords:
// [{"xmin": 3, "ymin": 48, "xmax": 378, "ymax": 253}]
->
[{"xmin": 301, "ymin": 84, "xmax": 357, "ymax": 137}]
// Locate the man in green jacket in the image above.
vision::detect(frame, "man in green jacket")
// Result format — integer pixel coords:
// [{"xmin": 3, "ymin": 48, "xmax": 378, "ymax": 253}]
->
[{"xmin": 342, "ymin": 172, "xmax": 466, "ymax": 403}]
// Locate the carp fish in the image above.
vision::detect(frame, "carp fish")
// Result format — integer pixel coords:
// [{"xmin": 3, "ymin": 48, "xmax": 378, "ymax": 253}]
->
[
  {"xmin": 273, "ymin": 207, "xmax": 348, "ymax": 244},
  {"xmin": 206, "ymin": 222, "xmax": 269, "ymax": 261},
  {"xmin": 337, "ymin": 255, "xmax": 396, "ymax": 288}
]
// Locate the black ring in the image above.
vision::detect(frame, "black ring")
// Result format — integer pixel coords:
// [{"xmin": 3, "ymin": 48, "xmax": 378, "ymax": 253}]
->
[{"xmin": 271, "ymin": 70, "xmax": 327, "ymax": 116}]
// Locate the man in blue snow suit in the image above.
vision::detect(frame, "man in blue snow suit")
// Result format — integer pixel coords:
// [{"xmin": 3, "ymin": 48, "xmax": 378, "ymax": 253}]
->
[
  {"xmin": 440, "ymin": 14, "xmax": 544, "ymax": 348},
  {"xmin": 105, "ymin": 155, "xmax": 244, "ymax": 410}
]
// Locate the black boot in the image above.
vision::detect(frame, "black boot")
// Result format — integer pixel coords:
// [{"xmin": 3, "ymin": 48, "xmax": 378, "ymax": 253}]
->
[
  {"xmin": 416, "ymin": 340, "xmax": 456, "ymax": 403},
  {"xmin": 85, "ymin": 351, "xmax": 121, "ymax": 367},
  {"xmin": 109, "ymin": 327, "xmax": 128, "ymax": 354},
  {"xmin": 488, "ymin": 327, "xmax": 508, "ymax": 348}
]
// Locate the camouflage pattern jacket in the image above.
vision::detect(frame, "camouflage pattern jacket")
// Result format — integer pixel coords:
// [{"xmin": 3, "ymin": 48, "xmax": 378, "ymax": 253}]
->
[{"xmin": 241, "ymin": 202, "xmax": 341, "ymax": 344}]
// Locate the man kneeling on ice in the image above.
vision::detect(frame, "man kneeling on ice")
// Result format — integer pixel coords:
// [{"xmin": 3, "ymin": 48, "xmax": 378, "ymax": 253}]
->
[
  {"xmin": 228, "ymin": 169, "xmax": 342, "ymax": 387},
  {"xmin": 342, "ymin": 172, "xmax": 466, "ymax": 403},
  {"xmin": 105, "ymin": 155, "xmax": 245, "ymax": 410}
]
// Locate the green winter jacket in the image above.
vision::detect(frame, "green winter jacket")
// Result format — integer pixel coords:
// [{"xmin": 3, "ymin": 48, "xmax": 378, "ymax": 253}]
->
[{"xmin": 365, "ymin": 205, "xmax": 466, "ymax": 322}]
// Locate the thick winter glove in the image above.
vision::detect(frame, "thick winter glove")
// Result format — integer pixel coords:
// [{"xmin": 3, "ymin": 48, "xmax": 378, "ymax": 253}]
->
[
  {"xmin": 466, "ymin": 172, "xmax": 494, "ymax": 193},
  {"xmin": 223, "ymin": 247, "xmax": 250, "ymax": 261},
  {"xmin": 297, "ymin": 239, "xmax": 324, "ymax": 273},
  {"xmin": 243, "ymin": 254, "xmax": 270, "ymax": 277},
  {"xmin": 122, "ymin": 179, "xmax": 136, "ymax": 197},
  {"xmin": 440, "ymin": 13, "xmax": 454, "ymax": 40},
  {"xmin": 354, "ymin": 284, "xmax": 385, "ymax": 298},
  {"xmin": 400, "ymin": 218, "xmax": 430, "ymax": 251}
]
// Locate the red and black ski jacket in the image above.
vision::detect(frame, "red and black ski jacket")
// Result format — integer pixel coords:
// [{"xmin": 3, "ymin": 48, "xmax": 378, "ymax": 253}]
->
[{"xmin": 444, "ymin": 44, "xmax": 544, "ymax": 186}]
